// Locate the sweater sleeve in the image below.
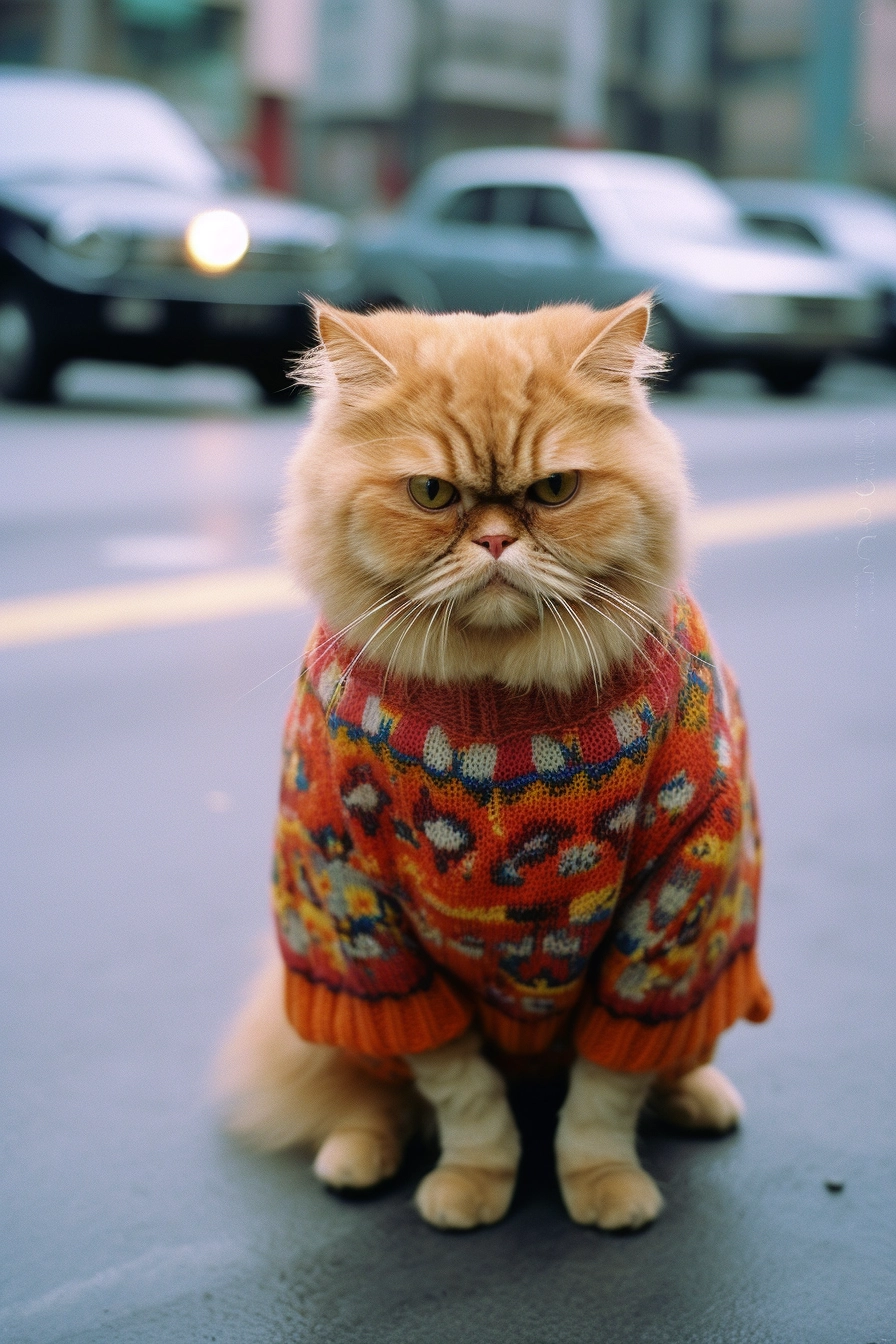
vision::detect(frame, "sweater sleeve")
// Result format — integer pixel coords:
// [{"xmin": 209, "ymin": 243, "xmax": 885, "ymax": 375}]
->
[
  {"xmin": 273, "ymin": 673, "xmax": 473, "ymax": 1058},
  {"xmin": 574, "ymin": 651, "xmax": 772, "ymax": 1074}
]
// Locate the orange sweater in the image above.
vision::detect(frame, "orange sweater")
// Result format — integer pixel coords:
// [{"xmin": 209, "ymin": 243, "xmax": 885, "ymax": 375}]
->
[{"xmin": 273, "ymin": 592, "xmax": 771, "ymax": 1077}]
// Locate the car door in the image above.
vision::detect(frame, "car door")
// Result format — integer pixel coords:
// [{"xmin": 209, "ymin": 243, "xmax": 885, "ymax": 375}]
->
[
  {"xmin": 484, "ymin": 186, "xmax": 606, "ymax": 310},
  {"xmin": 397, "ymin": 184, "xmax": 603, "ymax": 314},
  {"xmin": 388, "ymin": 182, "xmax": 641, "ymax": 315},
  {"xmin": 395, "ymin": 185, "xmax": 507, "ymax": 312}
]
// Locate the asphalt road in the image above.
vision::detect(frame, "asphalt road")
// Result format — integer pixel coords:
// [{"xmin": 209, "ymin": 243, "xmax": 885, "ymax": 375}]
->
[{"xmin": 2, "ymin": 361, "xmax": 895, "ymax": 1343}]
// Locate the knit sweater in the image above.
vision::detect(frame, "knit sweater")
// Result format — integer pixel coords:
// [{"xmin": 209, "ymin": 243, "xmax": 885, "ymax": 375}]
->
[{"xmin": 273, "ymin": 592, "xmax": 771, "ymax": 1077}]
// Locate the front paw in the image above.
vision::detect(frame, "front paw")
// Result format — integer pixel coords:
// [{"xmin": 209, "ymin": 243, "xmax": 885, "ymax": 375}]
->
[
  {"xmin": 314, "ymin": 1128, "xmax": 401, "ymax": 1189},
  {"xmin": 651, "ymin": 1065, "xmax": 744, "ymax": 1133},
  {"xmin": 560, "ymin": 1162, "xmax": 663, "ymax": 1230},
  {"xmin": 415, "ymin": 1164, "xmax": 516, "ymax": 1230}
]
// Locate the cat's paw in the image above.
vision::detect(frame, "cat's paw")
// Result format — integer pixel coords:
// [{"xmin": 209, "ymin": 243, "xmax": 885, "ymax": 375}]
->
[
  {"xmin": 560, "ymin": 1162, "xmax": 663, "ymax": 1230},
  {"xmin": 414, "ymin": 1164, "xmax": 516, "ymax": 1230},
  {"xmin": 651, "ymin": 1065, "xmax": 744, "ymax": 1133},
  {"xmin": 313, "ymin": 1128, "xmax": 401, "ymax": 1189}
]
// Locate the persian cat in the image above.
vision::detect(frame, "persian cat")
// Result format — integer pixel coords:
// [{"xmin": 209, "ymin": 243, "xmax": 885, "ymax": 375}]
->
[{"xmin": 216, "ymin": 297, "xmax": 771, "ymax": 1231}]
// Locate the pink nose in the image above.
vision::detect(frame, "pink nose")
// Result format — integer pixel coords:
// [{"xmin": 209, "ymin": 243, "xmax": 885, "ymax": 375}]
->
[{"xmin": 475, "ymin": 534, "xmax": 516, "ymax": 560}]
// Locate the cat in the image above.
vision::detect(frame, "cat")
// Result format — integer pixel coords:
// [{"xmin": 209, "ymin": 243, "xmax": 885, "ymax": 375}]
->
[{"xmin": 215, "ymin": 296, "xmax": 772, "ymax": 1232}]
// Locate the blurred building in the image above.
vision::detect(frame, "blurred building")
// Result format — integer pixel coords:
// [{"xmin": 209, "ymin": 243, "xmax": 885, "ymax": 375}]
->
[{"xmin": 3, "ymin": 0, "xmax": 895, "ymax": 208}]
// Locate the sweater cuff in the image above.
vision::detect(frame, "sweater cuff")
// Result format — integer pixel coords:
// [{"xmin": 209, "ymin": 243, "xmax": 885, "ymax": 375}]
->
[
  {"xmin": 284, "ymin": 970, "xmax": 474, "ymax": 1057},
  {"xmin": 574, "ymin": 946, "xmax": 773, "ymax": 1074}
]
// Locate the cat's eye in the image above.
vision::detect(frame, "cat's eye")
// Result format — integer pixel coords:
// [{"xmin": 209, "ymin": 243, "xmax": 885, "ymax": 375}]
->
[
  {"xmin": 408, "ymin": 476, "xmax": 458, "ymax": 510},
  {"xmin": 528, "ymin": 472, "xmax": 579, "ymax": 506}
]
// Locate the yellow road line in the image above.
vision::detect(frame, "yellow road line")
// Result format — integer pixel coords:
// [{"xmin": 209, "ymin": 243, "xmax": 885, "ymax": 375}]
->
[
  {"xmin": 1, "ymin": 479, "xmax": 894, "ymax": 649},
  {"xmin": 692, "ymin": 479, "xmax": 896, "ymax": 547},
  {"xmin": 0, "ymin": 567, "xmax": 303, "ymax": 649}
]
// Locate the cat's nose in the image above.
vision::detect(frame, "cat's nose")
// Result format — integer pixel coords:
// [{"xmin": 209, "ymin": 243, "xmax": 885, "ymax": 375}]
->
[{"xmin": 474, "ymin": 534, "xmax": 516, "ymax": 560}]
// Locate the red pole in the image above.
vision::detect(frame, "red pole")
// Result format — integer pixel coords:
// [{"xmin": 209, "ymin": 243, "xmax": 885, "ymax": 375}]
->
[{"xmin": 254, "ymin": 94, "xmax": 291, "ymax": 193}]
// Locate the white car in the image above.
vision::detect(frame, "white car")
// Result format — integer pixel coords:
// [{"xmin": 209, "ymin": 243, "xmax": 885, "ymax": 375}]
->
[
  {"xmin": 356, "ymin": 148, "xmax": 882, "ymax": 394},
  {"xmin": 724, "ymin": 179, "xmax": 896, "ymax": 365}
]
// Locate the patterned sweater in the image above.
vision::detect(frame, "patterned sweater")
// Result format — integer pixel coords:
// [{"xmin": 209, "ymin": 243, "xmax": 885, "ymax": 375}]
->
[{"xmin": 273, "ymin": 592, "xmax": 771, "ymax": 1078}]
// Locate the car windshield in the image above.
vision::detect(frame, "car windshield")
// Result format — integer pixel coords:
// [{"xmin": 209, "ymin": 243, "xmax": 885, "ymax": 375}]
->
[
  {"xmin": 0, "ymin": 78, "xmax": 223, "ymax": 190},
  {"xmin": 579, "ymin": 161, "xmax": 742, "ymax": 243},
  {"xmin": 822, "ymin": 198, "xmax": 896, "ymax": 262}
]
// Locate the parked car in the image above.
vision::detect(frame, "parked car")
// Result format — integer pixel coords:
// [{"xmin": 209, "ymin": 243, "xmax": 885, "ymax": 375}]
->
[
  {"xmin": 356, "ymin": 148, "xmax": 882, "ymax": 394},
  {"xmin": 0, "ymin": 68, "xmax": 355, "ymax": 403},
  {"xmin": 723, "ymin": 179, "xmax": 896, "ymax": 364}
]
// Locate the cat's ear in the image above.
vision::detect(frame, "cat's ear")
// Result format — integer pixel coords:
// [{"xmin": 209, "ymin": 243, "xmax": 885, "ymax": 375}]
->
[
  {"xmin": 570, "ymin": 295, "xmax": 665, "ymax": 384},
  {"xmin": 310, "ymin": 302, "xmax": 397, "ymax": 398}
]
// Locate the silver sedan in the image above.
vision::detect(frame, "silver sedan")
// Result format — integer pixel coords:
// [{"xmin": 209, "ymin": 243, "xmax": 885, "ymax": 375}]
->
[
  {"xmin": 724, "ymin": 178, "xmax": 896, "ymax": 366},
  {"xmin": 356, "ymin": 148, "xmax": 882, "ymax": 394}
]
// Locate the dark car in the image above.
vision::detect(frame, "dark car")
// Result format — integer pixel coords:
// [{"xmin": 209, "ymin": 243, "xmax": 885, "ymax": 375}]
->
[{"xmin": 0, "ymin": 68, "xmax": 355, "ymax": 402}]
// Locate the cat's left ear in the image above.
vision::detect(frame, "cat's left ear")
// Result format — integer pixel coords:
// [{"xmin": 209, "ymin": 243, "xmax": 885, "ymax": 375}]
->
[{"xmin": 571, "ymin": 294, "xmax": 664, "ymax": 384}]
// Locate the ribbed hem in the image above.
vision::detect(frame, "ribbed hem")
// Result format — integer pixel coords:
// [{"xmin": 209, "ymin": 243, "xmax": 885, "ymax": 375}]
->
[
  {"xmin": 574, "ymin": 948, "xmax": 773, "ymax": 1074},
  {"xmin": 284, "ymin": 971, "xmax": 473, "ymax": 1057},
  {"xmin": 477, "ymin": 1003, "xmax": 568, "ymax": 1056}
]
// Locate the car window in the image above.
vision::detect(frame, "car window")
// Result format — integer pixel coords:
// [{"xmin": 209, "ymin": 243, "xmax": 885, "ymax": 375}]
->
[
  {"xmin": 440, "ymin": 184, "xmax": 594, "ymax": 239},
  {"xmin": 491, "ymin": 186, "xmax": 536, "ymax": 226},
  {"xmin": 440, "ymin": 187, "xmax": 493, "ymax": 224},
  {"xmin": 580, "ymin": 161, "xmax": 739, "ymax": 242},
  {"xmin": 0, "ymin": 77, "xmax": 223, "ymax": 190},
  {"xmin": 745, "ymin": 215, "xmax": 825, "ymax": 250},
  {"xmin": 530, "ymin": 188, "xmax": 593, "ymax": 238}
]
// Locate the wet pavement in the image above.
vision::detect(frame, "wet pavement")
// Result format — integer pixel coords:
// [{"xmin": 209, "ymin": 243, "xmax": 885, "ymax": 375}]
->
[{"xmin": 1, "ymin": 361, "xmax": 895, "ymax": 1343}]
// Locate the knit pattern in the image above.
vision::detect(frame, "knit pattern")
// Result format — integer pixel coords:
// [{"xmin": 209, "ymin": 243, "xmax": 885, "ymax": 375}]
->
[{"xmin": 273, "ymin": 592, "xmax": 771, "ymax": 1073}]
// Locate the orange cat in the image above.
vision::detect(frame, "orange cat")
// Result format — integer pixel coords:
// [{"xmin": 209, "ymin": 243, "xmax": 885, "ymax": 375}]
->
[{"xmin": 216, "ymin": 297, "xmax": 771, "ymax": 1231}]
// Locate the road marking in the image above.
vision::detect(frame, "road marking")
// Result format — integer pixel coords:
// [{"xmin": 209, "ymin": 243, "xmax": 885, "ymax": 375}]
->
[
  {"xmin": 0, "ymin": 567, "xmax": 302, "ymax": 649},
  {"xmin": 692, "ymin": 478, "xmax": 896, "ymax": 548},
  {"xmin": 1, "ymin": 479, "xmax": 894, "ymax": 649}
]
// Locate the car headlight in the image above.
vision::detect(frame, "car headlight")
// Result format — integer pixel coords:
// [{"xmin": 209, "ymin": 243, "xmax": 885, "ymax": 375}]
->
[{"xmin": 184, "ymin": 210, "xmax": 250, "ymax": 274}]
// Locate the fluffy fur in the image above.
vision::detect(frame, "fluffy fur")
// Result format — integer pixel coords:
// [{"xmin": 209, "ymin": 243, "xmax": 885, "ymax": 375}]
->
[
  {"xmin": 279, "ymin": 296, "xmax": 687, "ymax": 693},
  {"xmin": 216, "ymin": 298, "xmax": 743, "ymax": 1232}
]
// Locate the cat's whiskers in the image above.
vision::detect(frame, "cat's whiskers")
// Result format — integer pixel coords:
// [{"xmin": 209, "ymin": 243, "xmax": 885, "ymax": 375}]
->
[
  {"xmin": 599, "ymin": 560, "xmax": 680, "ymax": 598},
  {"xmin": 579, "ymin": 594, "xmax": 661, "ymax": 677},
  {"xmin": 418, "ymin": 598, "xmax": 448, "ymax": 676},
  {"xmin": 236, "ymin": 588, "xmax": 405, "ymax": 703},
  {"xmin": 329, "ymin": 596, "xmax": 422, "ymax": 711},
  {"xmin": 438, "ymin": 597, "xmax": 457, "ymax": 678},
  {"xmin": 583, "ymin": 581, "xmax": 664, "ymax": 639},
  {"xmin": 540, "ymin": 594, "xmax": 577, "ymax": 673},
  {"xmin": 380, "ymin": 601, "xmax": 428, "ymax": 694},
  {"xmin": 584, "ymin": 579, "xmax": 711, "ymax": 669},
  {"xmin": 516, "ymin": 551, "xmax": 643, "ymax": 679},
  {"xmin": 551, "ymin": 592, "xmax": 603, "ymax": 698},
  {"xmin": 308, "ymin": 588, "xmax": 405, "ymax": 668},
  {"xmin": 574, "ymin": 588, "xmax": 663, "ymax": 677},
  {"xmin": 524, "ymin": 553, "xmax": 586, "ymax": 600},
  {"xmin": 406, "ymin": 554, "xmax": 472, "ymax": 605},
  {"xmin": 234, "ymin": 652, "xmax": 305, "ymax": 703}
]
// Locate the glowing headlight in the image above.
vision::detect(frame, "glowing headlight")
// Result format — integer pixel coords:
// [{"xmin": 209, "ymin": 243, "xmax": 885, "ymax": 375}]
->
[{"xmin": 184, "ymin": 210, "xmax": 250, "ymax": 273}]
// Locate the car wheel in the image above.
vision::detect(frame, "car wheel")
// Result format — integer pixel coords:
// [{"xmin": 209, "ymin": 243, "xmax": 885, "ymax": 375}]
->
[
  {"xmin": 252, "ymin": 358, "xmax": 300, "ymax": 405},
  {"xmin": 0, "ymin": 297, "xmax": 60, "ymax": 403},
  {"xmin": 754, "ymin": 356, "xmax": 826, "ymax": 396}
]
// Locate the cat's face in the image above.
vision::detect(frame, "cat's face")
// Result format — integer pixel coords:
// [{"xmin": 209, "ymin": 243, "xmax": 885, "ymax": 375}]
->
[{"xmin": 281, "ymin": 299, "xmax": 690, "ymax": 692}]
